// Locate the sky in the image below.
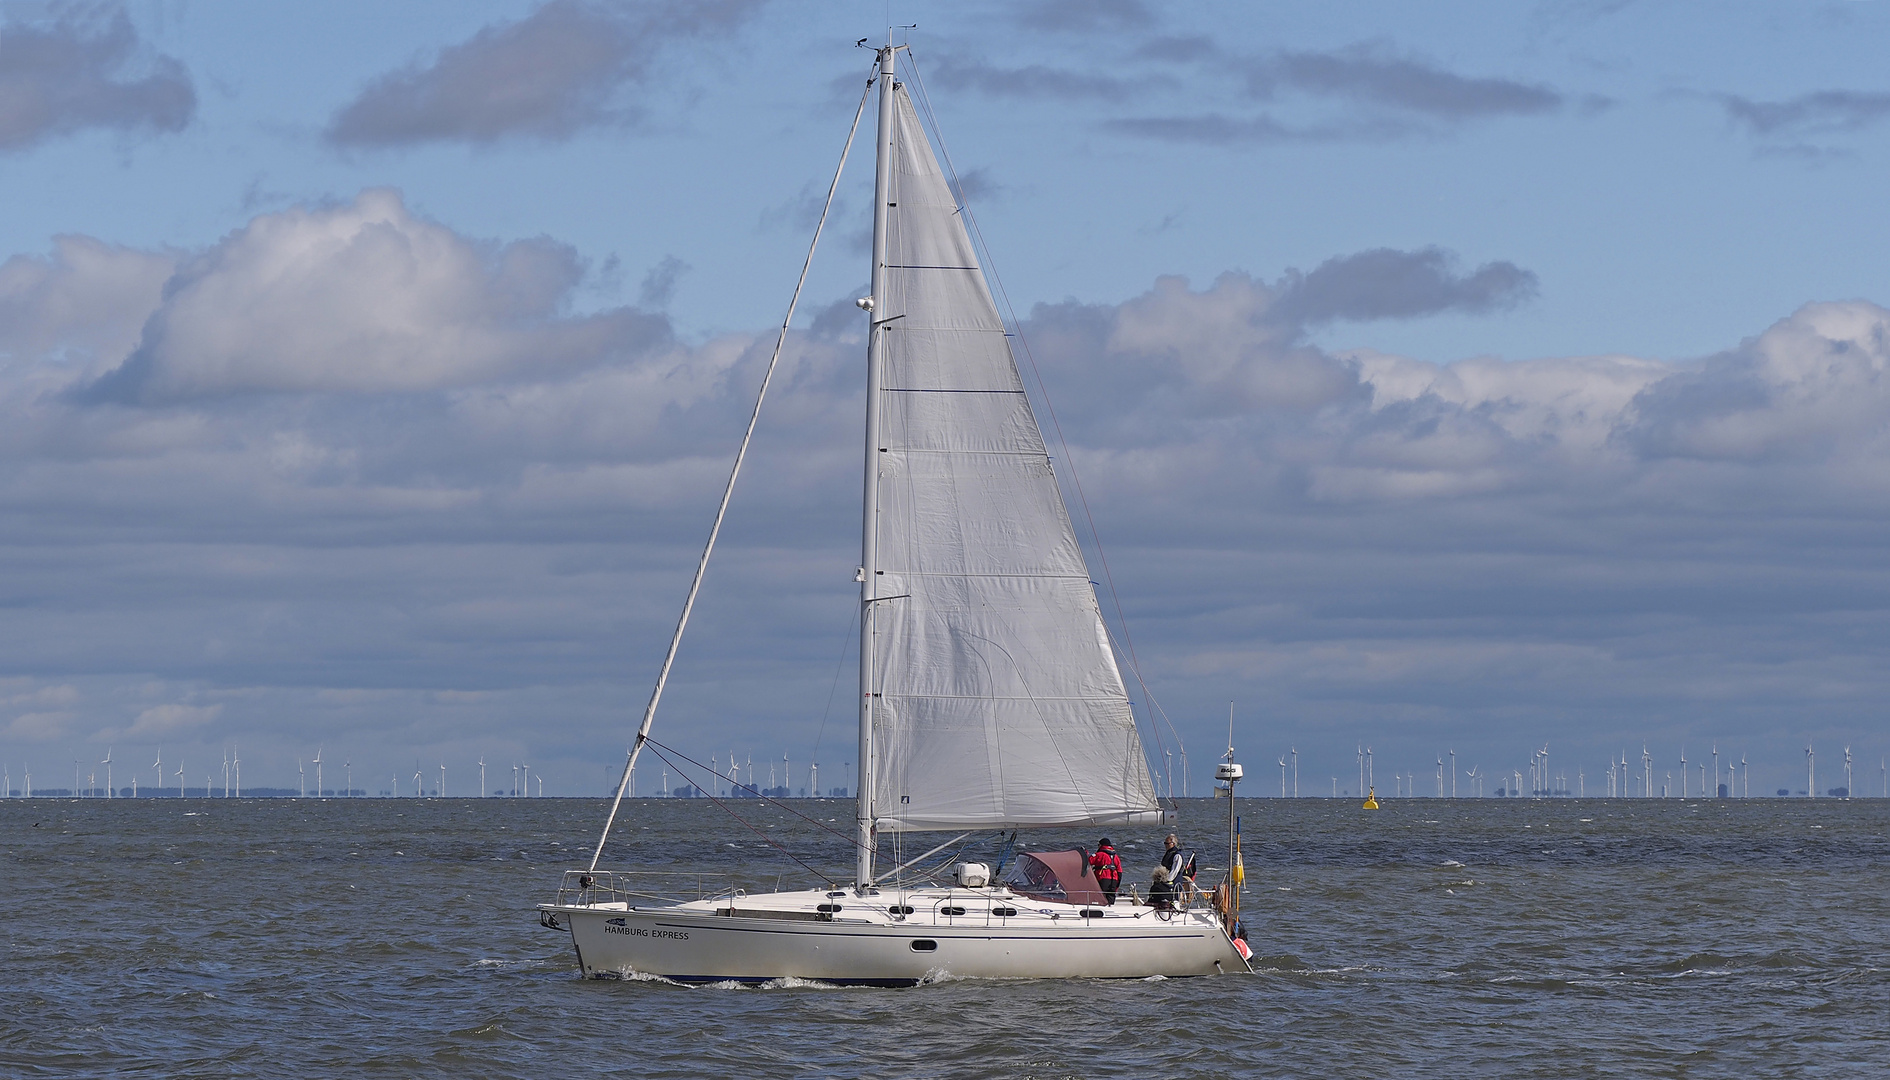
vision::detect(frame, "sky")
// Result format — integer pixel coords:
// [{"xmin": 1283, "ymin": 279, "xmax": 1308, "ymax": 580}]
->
[{"xmin": 4, "ymin": 0, "xmax": 1890, "ymax": 801}]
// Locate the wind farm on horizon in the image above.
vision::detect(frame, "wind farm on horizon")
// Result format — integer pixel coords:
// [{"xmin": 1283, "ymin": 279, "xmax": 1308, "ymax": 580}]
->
[{"xmin": 3, "ymin": 737, "xmax": 1884, "ymax": 801}]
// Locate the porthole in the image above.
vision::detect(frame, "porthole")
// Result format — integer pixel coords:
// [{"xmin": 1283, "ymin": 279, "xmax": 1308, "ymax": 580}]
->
[
  {"xmin": 1080, "ymin": 908, "xmax": 1105, "ymax": 918},
  {"xmin": 888, "ymin": 904, "xmax": 916, "ymax": 915},
  {"xmin": 910, "ymin": 939, "xmax": 938, "ymax": 952},
  {"xmin": 939, "ymin": 905, "xmax": 967, "ymax": 916},
  {"xmin": 992, "ymin": 907, "xmax": 1018, "ymax": 917},
  {"xmin": 817, "ymin": 903, "xmax": 843, "ymax": 913}
]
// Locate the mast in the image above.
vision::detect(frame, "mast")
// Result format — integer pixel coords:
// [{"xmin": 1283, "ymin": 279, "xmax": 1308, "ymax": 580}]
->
[{"xmin": 856, "ymin": 41, "xmax": 898, "ymax": 888}]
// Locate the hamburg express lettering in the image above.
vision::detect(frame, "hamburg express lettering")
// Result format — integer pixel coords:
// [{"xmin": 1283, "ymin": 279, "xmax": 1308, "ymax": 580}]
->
[{"xmin": 603, "ymin": 923, "xmax": 689, "ymax": 940}]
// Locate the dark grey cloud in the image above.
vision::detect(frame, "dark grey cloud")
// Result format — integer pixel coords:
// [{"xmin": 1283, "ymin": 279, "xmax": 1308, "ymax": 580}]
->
[
  {"xmin": 1267, "ymin": 247, "xmax": 1539, "ymax": 329},
  {"xmin": 1721, "ymin": 90, "xmax": 1890, "ymax": 137},
  {"xmin": 1105, "ymin": 112, "xmax": 1415, "ymax": 146},
  {"xmin": 636, "ymin": 255, "xmax": 689, "ymax": 309},
  {"xmin": 926, "ymin": 57, "xmax": 1152, "ymax": 103},
  {"xmin": 325, "ymin": 0, "xmax": 760, "ymax": 147},
  {"xmin": 0, "ymin": 6, "xmax": 195, "ymax": 151},
  {"xmin": 929, "ymin": 39, "xmax": 1564, "ymax": 142},
  {"xmin": 1101, "ymin": 40, "xmax": 1571, "ymax": 145},
  {"xmin": 1246, "ymin": 45, "xmax": 1563, "ymax": 118},
  {"xmin": 1013, "ymin": 0, "xmax": 1153, "ymax": 33}
]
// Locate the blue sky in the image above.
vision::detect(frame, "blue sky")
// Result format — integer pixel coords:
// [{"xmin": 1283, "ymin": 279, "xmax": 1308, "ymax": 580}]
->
[{"xmin": 3, "ymin": 0, "xmax": 1890, "ymax": 800}]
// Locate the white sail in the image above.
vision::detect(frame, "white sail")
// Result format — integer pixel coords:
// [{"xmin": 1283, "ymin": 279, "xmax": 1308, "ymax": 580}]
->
[{"xmin": 865, "ymin": 86, "xmax": 1163, "ymax": 832}]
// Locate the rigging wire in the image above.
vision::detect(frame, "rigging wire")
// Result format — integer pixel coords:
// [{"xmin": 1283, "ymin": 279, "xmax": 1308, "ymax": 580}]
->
[
  {"xmin": 901, "ymin": 51, "xmax": 1189, "ymax": 800},
  {"xmin": 587, "ymin": 67, "xmax": 878, "ymax": 872},
  {"xmin": 641, "ymin": 742, "xmax": 838, "ymax": 887},
  {"xmin": 644, "ymin": 735, "xmax": 862, "ymax": 848},
  {"xmin": 806, "ymin": 599, "xmax": 859, "ymax": 778}
]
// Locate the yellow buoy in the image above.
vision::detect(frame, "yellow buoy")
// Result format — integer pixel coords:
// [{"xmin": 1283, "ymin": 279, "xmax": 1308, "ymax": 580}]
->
[{"xmin": 1361, "ymin": 786, "xmax": 1380, "ymax": 810}]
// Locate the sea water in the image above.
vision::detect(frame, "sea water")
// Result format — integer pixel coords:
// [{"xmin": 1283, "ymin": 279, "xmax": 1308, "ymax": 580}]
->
[{"xmin": 3, "ymin": 796, "xmax": 1885, "ymax": 1077}]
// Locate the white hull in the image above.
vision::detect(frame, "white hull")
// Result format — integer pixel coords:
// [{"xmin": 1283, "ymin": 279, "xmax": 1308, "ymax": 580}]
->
[{"xmin": 541, "ymin": 885, "xmax": 1245, "ymax": 984}]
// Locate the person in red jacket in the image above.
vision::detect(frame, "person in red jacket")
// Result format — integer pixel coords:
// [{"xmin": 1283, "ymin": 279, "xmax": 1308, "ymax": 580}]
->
[{"xmin": 1089, "ymin": 837, "xmax": 1123, "ymax": 904}]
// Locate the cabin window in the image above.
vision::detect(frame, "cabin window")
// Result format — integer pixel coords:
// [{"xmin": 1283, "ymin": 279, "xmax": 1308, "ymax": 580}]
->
[
  {"xmin": 992, "ymin": 907, "xmax": 1018, "ymax": 917},
  {"xmin": 939, "ymin": 905, "xmax": 967, "ymax": 916},
  {"xmin": 910, "ymin": 939, "xmax": 938, "ymax": 952}
]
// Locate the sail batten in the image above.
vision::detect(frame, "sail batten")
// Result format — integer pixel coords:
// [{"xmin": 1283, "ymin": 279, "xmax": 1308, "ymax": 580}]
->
[{"xmin": 865, "ymin": 85, "xmax": 1160, "ymax": 834}]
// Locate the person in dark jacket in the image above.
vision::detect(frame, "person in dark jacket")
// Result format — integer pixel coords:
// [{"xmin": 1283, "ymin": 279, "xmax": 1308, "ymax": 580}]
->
[
  {"xmin": 1157, "ymin": 834, "xmax": 1196, "ymax": 903},
  {"xmin": 1089, "ymin": 837, "xmax": 1123, "ymax": 904}
]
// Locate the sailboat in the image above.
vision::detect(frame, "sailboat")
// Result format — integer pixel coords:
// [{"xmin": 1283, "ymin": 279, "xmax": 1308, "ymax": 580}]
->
[{"xmin": 538, "ymin": 43, "xmax": 1249, "ymax": 983}]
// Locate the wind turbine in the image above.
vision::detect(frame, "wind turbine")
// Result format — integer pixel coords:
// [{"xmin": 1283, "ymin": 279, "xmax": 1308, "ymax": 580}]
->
[
  {"xmin": 153, "ymin": 748, "xmax": 163, "ymax": 795},
  {"xmin": 1278, "ymin": 756, "xmax": 1287, "ymax": 798},
  {"xmin": 413, "ymin": 767, "xmax": 424, "ymax": 798},
  {"xmin": 1449, "ymin": 750, "xmax": 1456, "ymax": 798},
  {"xmin": 1740, "ymin": 752, "xmax": 1747, "ymax": 798},
  {"xmin": 1436, "ymin": 757, "xmax": 1444, "ymax": 798},
  {"xmin": 522, "ymin": 763, "xmax": 530, "ymax": 796},
  {"xmin": 513, "ymin": 763, "xmax": 520, "ymax": 797},
  {"xmin": 345, "ymin": 759, "xmax": 352, "ymax": 797},
  {"xmin": 439, "ymin": 762, "xmax": 446, "ymax": 799},
  {"xmin": 298, "ymin": 759, "xmax": 306, "ymax": 799},
  {"xmin": 1680, "ymin": 747, "xmax": 1687, "ymax": 798},
  {"xmin": 1290, "ymin": 746, "xmax": 1298, "ymax": 798},
  {"xmin": 312, "ymin": 747, "xmax": 323, "ymax": 799},
  {"xmin": 1642, "ymin": 745, "xmax": 1651, "ymax": 800},
  {"xmin": 1806, "ymin": 743, "xmax": 1814, "ymax": 798},
  {"xmin": 1542, "ymin": 745, "xmax": 1550, "ymax": 797},
  {"xmin": 101, "ymin": 747, "xmax": 113, "ymax": 799},
  {"xmin": 478, "ymin": 757, "xmax": 486, "ymax": 798},
  {"xmin": 1843, "ymin": 746, "xmax": 1852, "ymax": 799},
  {"xmin": 173, "ymin": 760, "xmax": 183, "ymax": 798},
  {"xmin": 1712, "ymin": 743, "xmax": 1719, "ymax": 797}
]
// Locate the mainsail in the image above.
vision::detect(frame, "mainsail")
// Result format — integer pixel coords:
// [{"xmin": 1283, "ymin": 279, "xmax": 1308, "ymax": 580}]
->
[{"xmin": 864, "ymin": 86, "xmax": 1163, "ymax": 832}]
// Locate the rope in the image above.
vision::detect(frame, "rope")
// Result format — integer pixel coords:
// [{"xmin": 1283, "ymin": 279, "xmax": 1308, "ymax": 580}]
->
[{"xmin": 588, "ymin": 65, "xmax": 877, "ymax": 872}]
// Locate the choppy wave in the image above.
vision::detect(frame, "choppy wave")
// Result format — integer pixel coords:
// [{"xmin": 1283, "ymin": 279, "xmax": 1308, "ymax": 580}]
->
[{"xmin": 2, "ymin": 796, "xmax": 1885, "ymax": 1077}]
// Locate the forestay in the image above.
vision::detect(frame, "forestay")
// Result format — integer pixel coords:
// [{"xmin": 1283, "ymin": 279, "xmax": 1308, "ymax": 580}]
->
[{"xmin": 865, "ymin": 86, "xmax": 1163, "ymax": 833}]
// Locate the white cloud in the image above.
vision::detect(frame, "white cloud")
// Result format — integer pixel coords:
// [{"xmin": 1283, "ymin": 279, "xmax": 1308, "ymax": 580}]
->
[
  {"xmin": 85, "ymin": 189, "xmax": 671, "ymax": 402},
  {"xmin": 4, "ymin": 199, "xmax": 1889, "ymax": 788},
  {"xmin": 123, "ymin": 702, "xmax": 223, "ymax": 738}
]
